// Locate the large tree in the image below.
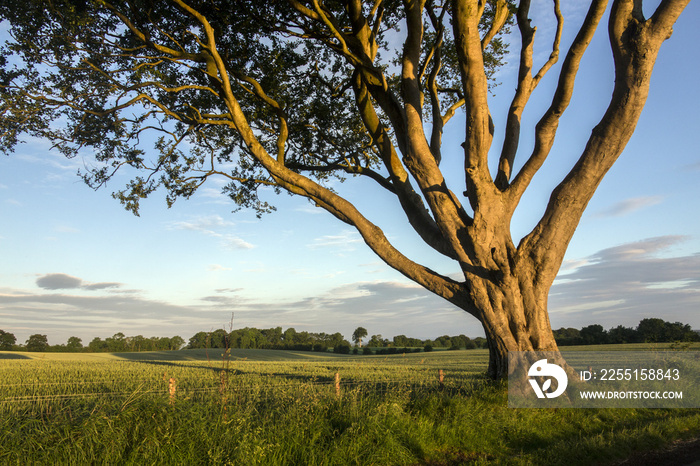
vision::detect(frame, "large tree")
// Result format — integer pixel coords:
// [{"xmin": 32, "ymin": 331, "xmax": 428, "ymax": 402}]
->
[
  {"xmin": 0, "ymin": 330, "xmax": 16, "ymax": 350},
  {"xmin": 0, "ymin": 0, "xmax": 690, "ymax": 378},
  {"xmin": 353, "ymin": 327, "xmax": 368, "ymax": 347}
]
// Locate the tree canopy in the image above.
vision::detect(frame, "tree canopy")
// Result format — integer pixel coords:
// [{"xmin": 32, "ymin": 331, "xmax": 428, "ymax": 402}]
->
[{"xmin": 0, "ymin": 0, "xmax": 691, "ymax": 378}]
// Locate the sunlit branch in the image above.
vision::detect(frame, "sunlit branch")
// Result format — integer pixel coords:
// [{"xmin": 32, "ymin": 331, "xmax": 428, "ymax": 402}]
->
[
  {"xmin": 481, "ymin": 0, "xmax": 510, "ymax": 50},
  {"xmin": 495, "ymin": 0, "xmax": 563, "ymax": 190},
  {"xmin": 508, "ymin": 0, "xmax": 607, "ymax": 201}
]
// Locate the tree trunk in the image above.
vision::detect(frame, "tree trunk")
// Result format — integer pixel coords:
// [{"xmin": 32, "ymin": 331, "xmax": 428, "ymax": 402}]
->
[{"xmin": 467, "ymin": 270, "xmax": 560, "ymax": 380}]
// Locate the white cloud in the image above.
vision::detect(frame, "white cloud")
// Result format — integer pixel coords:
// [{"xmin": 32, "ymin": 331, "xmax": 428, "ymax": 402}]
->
[
  {"xmin": 196, "ymin": 187, "xmax": 230, "ymax": 205},
  {"xmin": 171, "ymin": 214, "xmax": 235, "ymax": 232},
  {"xmin": 170, "ymin": 215, "xmax": 254, "ymax": 250},
  {"xmin": 208, "ymin": 264, "xmax": 233, "ymax": 272},
  {"xmin": 0, "ymin": 288, "xmax": 233, "ymax": 344},
  {"xmin": 593, "ymin": 196, "xmax": 664, "ymax": 218},
  {"xmin": 8, "ymin": 236, "xmax": 699, "ymax": 346},
  {"xmin": 222, "ymin": 236, "xmax": 254, "ymax": 250},
  {"xmin": 549, "ymin": 236, "xmax": 700, "ymax": 329},
  {"xmin": 54, "ymin": 224, "xmax": 81, "ymax": 234},
  {"xmin": 308, "ymin": 230, "xmax": 363, "ymax": 251}
]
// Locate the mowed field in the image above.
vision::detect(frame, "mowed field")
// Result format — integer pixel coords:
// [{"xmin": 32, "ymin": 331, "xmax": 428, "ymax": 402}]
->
[{"xmin": 1, "ymin": 345, "xmax": 699, "ymax": 465}]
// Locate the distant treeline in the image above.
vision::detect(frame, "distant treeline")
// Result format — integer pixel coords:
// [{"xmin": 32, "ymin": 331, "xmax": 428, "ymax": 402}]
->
[
  {"xmin": 0, "ymin": 317, "xmax": 697, "ymax": 353},
  {"xmin": 0, "ymin": 331, "xmax": 185, "ymax": 353},
  {"xmin": 185, "ymin": 327, "xmax": 480, "ymax": 353},
  {"xmin": 554, "ymin": 318, "xmax": 700, "ymax": 346}
]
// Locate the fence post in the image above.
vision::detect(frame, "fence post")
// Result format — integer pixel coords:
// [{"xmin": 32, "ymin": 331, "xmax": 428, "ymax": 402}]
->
[
  {"xmin": 335, "ymin": 372, "xmax": 341, "ymax": 397},
  {"xmin": 169, "ymin": 377, "xmax": 176, "ymax": 404},
  {"xmin": 438, "ymin": 369, "xmax": 444, "ymax": 390}
]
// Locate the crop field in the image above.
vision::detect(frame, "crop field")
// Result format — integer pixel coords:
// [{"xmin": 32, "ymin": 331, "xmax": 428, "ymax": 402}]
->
[{"xmin": 1, "ymin": 346, "xmax": 699, "ymax": 465}]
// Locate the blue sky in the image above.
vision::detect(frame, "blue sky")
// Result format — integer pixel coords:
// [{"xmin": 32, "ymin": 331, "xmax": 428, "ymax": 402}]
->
[{"xmin": 1, "ymin": 1, "xmax": 699, "ymax": 346}]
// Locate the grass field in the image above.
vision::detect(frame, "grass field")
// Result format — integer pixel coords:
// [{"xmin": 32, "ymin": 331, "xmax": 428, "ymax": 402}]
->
[{"xmin": 1, "ymin": 345, "xmax": 699, "ymax": 465}]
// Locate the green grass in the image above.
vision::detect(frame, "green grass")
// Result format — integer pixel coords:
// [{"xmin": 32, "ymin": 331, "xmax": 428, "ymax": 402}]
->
[{"xmin": 0, "ymin": 346, "xmax": 698, "ymax": 465}]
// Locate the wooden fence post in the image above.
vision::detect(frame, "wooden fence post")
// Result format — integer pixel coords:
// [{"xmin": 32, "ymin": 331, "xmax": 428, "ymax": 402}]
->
[
  {"xmin": 169, "ymin": 377, "xmax": 176, "ymax": 404},
  {"xmin": 438, "ymin": 369, "xmax": 444, "ymax": 390},
  {"xmin": 335, "ymin": 372, "xmax": 341, "ymax": 397}
]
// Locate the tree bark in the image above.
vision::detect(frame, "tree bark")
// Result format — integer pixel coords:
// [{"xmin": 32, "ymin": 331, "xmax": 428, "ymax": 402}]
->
[{"xmin": 468, "ymin": 272, "xmax": 559, "ymax": 379}]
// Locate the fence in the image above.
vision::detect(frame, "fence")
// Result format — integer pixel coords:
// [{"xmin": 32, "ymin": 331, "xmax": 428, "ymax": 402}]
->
[{"xmin": 0, "ymin": 367, "xmax": 471, "ymax": 407}]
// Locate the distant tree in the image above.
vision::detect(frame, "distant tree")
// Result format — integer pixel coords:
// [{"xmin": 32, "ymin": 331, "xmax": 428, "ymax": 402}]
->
[
  {"xmin": 313, "ymin": 342, "xmax": 329, "ymax": 352},
  {"xmin": 637, "ymin": 318, "xmax": 667, "ymax": 343},
  {"xmin": 580, "ymin": 324, "xmax": 608, "ymax": 345},
  {"xmin": 66, "ymin": 336, "xmax": 83, "ymax": 352},
  {"xmin": 607, "ymin": 325, "xmax": 638, "ymax": 344},
  {"xmin": 366, "ymin": 335, "xmax": 387, "ymax": 348},
  {"xmin": 472, "ymin": 337, "xmax": 488, "ymax": 349},
  {"xmin": 88, "ymin": 337, "xmax": 109, "ymax": 352},
  {"xmin": 333, "ymin": 341, "xmax": 352, "ymax": 354},
  {"xmin": 128, "ymin": 335, "xmax": 146, "ymax": 351},
  {"xmin": 352, "ymin": 327, "xmax": 368, "ymax": 347},
  {"xmin": 663, "ymin": 321, "xmax": 700, "ymax": 342},
  {"xmin": 169, "ymin": 336, "xmax": 185, "ymax": 350},
  {"xmin": 261, "ymin": 327, "xmax": 283, "ymax": 347},
  {"xmin": 283, "ymin": 328, "xmax": 297, "ymax": 345},
  {"xmin": 209, "ymin": 329, "xmax": 229, "ymax": 348},
  {"xmin": 434, "ymin": 335, "xmax": 453, "ymax": 348},
  {"xmin": 0, "ymin": 330, "xmax": 16, "ymax": 350},
  {"xmin": 393, "ymin": 334, "xmax": 409, "ymax": 347},
  {"xmin": 553, "ymin": 327, "xmax": 582, "ymax": 346},
  {"xmin": 406, "ymin": 337, "xmax": 424, "ymax": 348},
  {"xmin": 26, "ymin": 334, "xmax": 49, "ymax": 352},
  {"xmin": 450, "ymin": 335, "xmax": 470, "ymax": 349},
  {"xmin": 188, "ymin": 331, "xmax": 209, "ymax": 349},
  {"xmin": 325, "ymin": 332, "xmax": 345, "ymax": 350},
  {"xmin": 106, "ymin": 332, "xmax": 127, "ymax": 352},
  {"xmin": 292, "ymin": 331, "xmax": 313, "ymax": 346}
]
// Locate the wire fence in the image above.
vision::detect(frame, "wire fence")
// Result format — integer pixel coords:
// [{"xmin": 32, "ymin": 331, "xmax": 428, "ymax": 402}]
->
[{"xmin": 0, "ymin": 367, "xmax": 485, "ymax": 406}]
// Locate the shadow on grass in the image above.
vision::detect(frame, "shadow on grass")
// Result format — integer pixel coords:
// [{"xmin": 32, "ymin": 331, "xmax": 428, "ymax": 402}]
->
[
  {"xmin": 111, "ymin": 348, "xmax": 353, "ymax": 362},
  {"xmin": 0, "ymin": 352, "xmax": 31, "ymax": 359}
]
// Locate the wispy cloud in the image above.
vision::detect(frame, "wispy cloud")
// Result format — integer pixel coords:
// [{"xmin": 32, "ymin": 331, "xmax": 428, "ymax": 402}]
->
[
  {"xmin": 171, "ymin": 214, "xmax": 235, "ymax": 232},
  {"xmin": 208, "ymin": 264, "xmax": 232, "ymax": 272},
  {"xmin": 196, "ymin": 187, "xmax": 231, "ymax": 205},
  {"xmin": 0, "ymin": 290, "xmax": 209, "ymax": 343},
  {"xmin": 685, "ymin": 161, "xmax": 700, "ymax": 171},
  {"xmin": 549, "ymin": 236, "xmax": 700, "ymax": 329},
  {"xmin": 294, "ymin": 205, "xmax": 324, "ymax": 215},
  {"xmin": 54, "ymin": 224, "xmax": 81, "ymax": 234},
  {"xmin": 170, "ymin": 215, "xmax": 254, "ymax": 250},
  {"xmin": 308, "ymin": 230, "xmax": 363, "ymax": 252},
  {"xmin": 593, "ymin": 196, "xmax": 664, "ymax": 218},
  {"xmin": 6, "ymin": 237, "xmax": 699, "ymax": 345}
]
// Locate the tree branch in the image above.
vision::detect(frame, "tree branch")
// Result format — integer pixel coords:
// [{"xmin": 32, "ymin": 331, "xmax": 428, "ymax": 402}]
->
[
  {"xmin": 519, "ymin": 0, "xmax": 690, "ymax": 292},
  {"xmin": 495, "ymin": 0, "xmax": 564, "ymax": 190},
  {"xmin": 508, "ymin": 0, "xmax": 607, "ymax": 202},
  {"xmin": 452, "ymin": 0, "xmax": 494, "ymax": 207}
]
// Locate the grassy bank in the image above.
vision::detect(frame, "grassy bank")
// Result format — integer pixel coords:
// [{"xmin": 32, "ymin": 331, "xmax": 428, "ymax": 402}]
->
[{"xmin": 1, "ymin": 348, "xmax": 698, "ymax": 464}]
